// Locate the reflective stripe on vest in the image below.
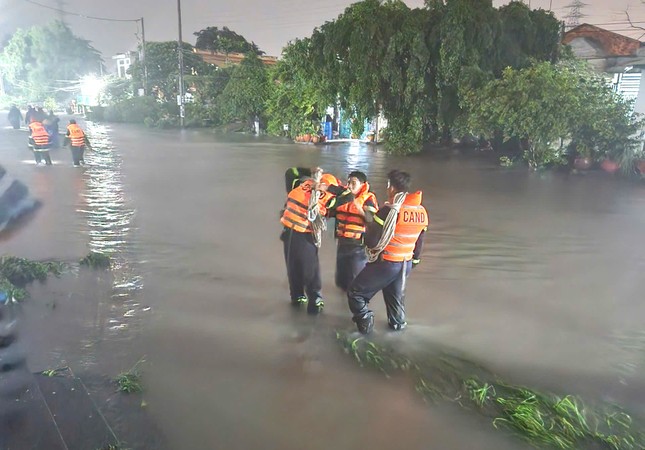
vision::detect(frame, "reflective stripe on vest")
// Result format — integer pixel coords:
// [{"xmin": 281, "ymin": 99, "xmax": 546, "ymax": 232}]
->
[
  {"xmin": 281, "ymin": 186, "xmax": 312, "ymax": 233},
  {"xmin": 29, "ymin": 122, "xmax": 49, "ymax": 146},
  {"xmin": 67, "ymin": 124, "xmax": 85, "ymax": 146},
  {"xmin": 382, "ymin": 192, "xmax": 428, "ymax": 262},
  {"xmin": 336, "ymin": 190, "xmax": 377, "ymax": 240}
]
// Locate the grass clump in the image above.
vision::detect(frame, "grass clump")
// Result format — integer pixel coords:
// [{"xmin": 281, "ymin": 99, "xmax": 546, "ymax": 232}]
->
[
  {"xmin": 114, "ymin": 358, "xmax": 145, "ymax": 393},
  {"xmin": 337, "ymin": 331, "xmax": 645, "ymax": 450},
  {"xmin": 40, "ymin": 367, "xmax": 70, "ymax": 377},
  {"xmin": 79, "ymin": 252, "xmax": 111, "ymax": 270}
]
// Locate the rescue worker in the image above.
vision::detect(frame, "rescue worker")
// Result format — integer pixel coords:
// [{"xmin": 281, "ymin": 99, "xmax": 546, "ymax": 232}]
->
[
  {"xmin": 66, "ymin": 119, "xmax": 91, "ymax": 166},
  {"xmin": 280, "ymin": 170, "xmax": 352, "ymax": 314},
  {"xmin": 28, "ymin": 118, "xmax": 52, "ymax": 166},
  {"xmin": 347, "ymin": 170, "xmax": 428, "ymax": 334},
  {"xmin": 333, "ymin": 171, "xmax": 378, "ymax": 290}
]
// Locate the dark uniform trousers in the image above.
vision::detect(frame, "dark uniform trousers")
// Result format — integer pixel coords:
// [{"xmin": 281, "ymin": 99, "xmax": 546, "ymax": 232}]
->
[
  {"xmin": 347, "ymin": 259, "xmax": 412, "ymax": 328},
  {"xmin": 70, "ymin": 145, "xmax": 85, "ymax": 165},
  {"xmin": 282, "ymin": 228, "xmax": 322, "ymax": 305},
  {"xmin": 31, "ymin": 145, "xmax": 52, "ymax": 165},
  {"xmin": 335, "ymin": 240, "xmax": 367, "ymax": 291}
]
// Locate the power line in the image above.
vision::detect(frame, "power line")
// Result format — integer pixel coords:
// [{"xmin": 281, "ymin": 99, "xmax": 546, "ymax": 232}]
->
[{"xmin": 22, "ymin": 0, "xmax": 140, "ymax": 22}]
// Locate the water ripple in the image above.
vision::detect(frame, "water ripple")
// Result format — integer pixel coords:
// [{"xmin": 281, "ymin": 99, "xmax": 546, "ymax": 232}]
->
[{"xmin": 78, "ymin": 123, "xmax": 146, "ymax": 344}]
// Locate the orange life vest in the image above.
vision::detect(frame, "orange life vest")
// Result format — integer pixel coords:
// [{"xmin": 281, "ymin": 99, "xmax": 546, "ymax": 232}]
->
[
  {"xmin": 67, "ymin": 123, "xmax": 85, "ymax": 146},
  {"xmin": 29, "ymin": 122, "xmax": 50, "ymax": 147},
  {"xmin": 336, "ymin": 183, "xmax": 378, "ymax": 240},
  {"xmin": 381, "ymin": 191, "xmax": 428, "ymax": 262},
  {"xmin": 281, "ymin": 183, "xmax": 314, "ymax": 233}
]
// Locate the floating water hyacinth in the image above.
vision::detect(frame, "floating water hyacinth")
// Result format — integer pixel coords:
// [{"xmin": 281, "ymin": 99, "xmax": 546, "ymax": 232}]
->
[
  {"xmin": 79, "ymin": 252, "xmax": 111, "ymax": 270},
  {"xmin": 0, "ymin": 256, "xmax": 66, "ymax": 301},
  {"xmin": 337, "ymin": 331, "xmax": 645, "ymax": 449}
]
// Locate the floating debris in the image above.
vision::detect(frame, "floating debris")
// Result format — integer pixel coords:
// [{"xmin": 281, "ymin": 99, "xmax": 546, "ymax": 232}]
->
[
  {"xmin": 79, "ymin": 252, "xmax": 111, "ymax": 270},
  {"xmin": 337, "ymin": 331, "xmax": 645, "ymax": 449},
  {"xmin": 0, "ymin": 255, "xmax": 66, "ymax": 301}
]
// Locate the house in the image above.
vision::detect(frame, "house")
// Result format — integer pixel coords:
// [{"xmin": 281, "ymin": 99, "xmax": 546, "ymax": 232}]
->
[
  {"xmin": 112, "ymin": 52, "xmax": 134, "ymax": 78},
  {"xmin": 192, "ymin": 49, "xmax": 278, "ymax": 68},
  {"xmin": 563, "ymin": 24, "xmax": 645, "ymax": 114}
]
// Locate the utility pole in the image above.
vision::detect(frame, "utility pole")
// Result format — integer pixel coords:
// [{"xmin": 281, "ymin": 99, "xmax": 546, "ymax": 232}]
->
[
  {"xmin": 140, "ymin": 17, "xmax": 148, "ymax": 95},
  {"xmin": 177, "ymin": 0, "xmax": 185, "ymax": 127},
  {"xmin": 55, "ymin": 0, "xmax": 67, "ymax": 23}
]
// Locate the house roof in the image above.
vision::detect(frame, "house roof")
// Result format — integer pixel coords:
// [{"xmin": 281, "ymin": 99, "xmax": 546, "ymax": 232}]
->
[
  {"xmin": 562, "ymin": 24, "xmax": 642, "ymax": 57},
  {"xmin": 193, "ymin": 49, "xmax": 278, "ymax": 67}
]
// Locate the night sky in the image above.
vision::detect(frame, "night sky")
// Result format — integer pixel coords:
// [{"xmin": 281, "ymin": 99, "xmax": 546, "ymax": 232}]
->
[{"xmin": 2, "ymin": 0, "xmax": 645, "ymax": 69}]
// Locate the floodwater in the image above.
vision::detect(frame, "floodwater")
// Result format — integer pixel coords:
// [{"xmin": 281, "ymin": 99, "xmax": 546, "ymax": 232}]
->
[{"xmin": 2, "ymin": 119, "xmax": 645, "ymax": 449}]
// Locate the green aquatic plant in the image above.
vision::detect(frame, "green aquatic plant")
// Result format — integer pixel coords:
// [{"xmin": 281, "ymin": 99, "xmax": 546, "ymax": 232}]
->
[
  {"xmin": 79, "ymin": 252, "xmax": 111, "ymax": 269},
  {"xmin": 114, "ymin": 358, "xmax": 145, "ymax": 393},
  {"xmin": 336, "ymin": 331, "xmax": 645, "ymax": 449},
  {"xmin": 0, "ymin": 256, "xmax": 66, "ymax": 302},
  {"xmin": 0, "ymin": 255, "xmax": 65, "ymax": 286},
  {"xmin": 40, "ymin": 367, "xmax": 69, "ymax": 377}
]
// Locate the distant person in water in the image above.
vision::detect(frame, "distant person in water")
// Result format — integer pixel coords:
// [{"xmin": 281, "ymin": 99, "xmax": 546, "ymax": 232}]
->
[
  {"xmin": 7, "ymin": 106, "xmax": 22, "ymax": 129},
  {"xmin": 65, "ymin": 119, "xmax": 91, "ymax": 167}
]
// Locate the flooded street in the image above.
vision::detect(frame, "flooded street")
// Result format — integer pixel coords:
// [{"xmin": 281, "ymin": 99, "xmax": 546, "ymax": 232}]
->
[{"xmin": 3, "ymin": 120, "xmax": 645, "ymax": 449}]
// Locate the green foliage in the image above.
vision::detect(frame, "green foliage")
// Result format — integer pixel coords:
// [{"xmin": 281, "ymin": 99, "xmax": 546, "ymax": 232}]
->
[
  {"xmin": 0, "ymin": 255, "xmax": 66, "ymax": 302},
  {"xmin": 104, "ymin": 96, "xmax": 178, "ymax": 128},
  {"xmin": 337, "ymin": 332, "xmax": 645, "ymax": 449},
  {"xmin": 79, "ymin": 252, "xmax": 111, "ymax": 270},
  {"xmin": 0, "ymin": 21, "xmax": 103, "ymax": 102},
  {"xmin": 193, "ymin": 26, "xmax": 264, "ymax": 55},
  {"xmin": 128, "ymin": 41, "xmax": 211, "ymax": 102},
  {"xmin": 463, "ymin": 61, "xmax": 644, "ymax": 170},
  {"xmin": 218, "ymin": 52, "xmax": 268, "ymax": 126},
  {"xmin": 265, "ymin": 38, "xmax": 325, "ymax": 138},
  {"xmin": 114, "ymin": 358, "xmax": 145, "ymax": 393}
]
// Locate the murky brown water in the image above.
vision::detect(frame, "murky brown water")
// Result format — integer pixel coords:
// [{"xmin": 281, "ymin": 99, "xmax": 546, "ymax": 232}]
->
[{"xmin": 3, "ymin": 120, "xmax": 645, "ymax": 449}]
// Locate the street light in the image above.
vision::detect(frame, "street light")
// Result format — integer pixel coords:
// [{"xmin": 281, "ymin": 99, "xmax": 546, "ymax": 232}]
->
[{"xmin": 177, "ymin": 0, "xmax": 185, "ymax": 127}]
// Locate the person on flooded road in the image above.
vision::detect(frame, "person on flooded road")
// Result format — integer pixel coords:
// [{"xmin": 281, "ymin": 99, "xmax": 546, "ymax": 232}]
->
[
  {"xmin": 65, "ymin": 119, "xmax": 91, "ymax": 167},
  {"xmin": 333, "ymin": 171, "xmax": 378, "ymax": 291},
  {"xmin": 28, "ymin": 118, "xmax": 52, "ymax": 166},
  {"xmin": 280, "ymin": 170, "xmax": 352, "ymax": 314},
  {"xmin": 7, "ymin": 106, "xmax": 22, "ymax": 129},
  {"xmin": 347, "ymin": 170, "xmax": 428, "ymax": 334}
]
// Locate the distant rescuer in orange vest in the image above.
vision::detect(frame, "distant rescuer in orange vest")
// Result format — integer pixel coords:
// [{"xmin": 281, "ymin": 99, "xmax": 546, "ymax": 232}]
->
[
  {"xmin": 66, "ymin": 119, "xmax": 91, "ymax": 167},
  {"xmin": 280, "ymin": 169, "xmax": 353, "ymax": 314},
  {"xmin": 347, "ymin": 170, "xmax": 428, "ymax": 334},
  {"xmin": 28, "ymin": 118, "xmax": 53, "ymax": 166},
  {"xmin": 333, "ymin": 171, "xmax": 378, "ymax": 291}
]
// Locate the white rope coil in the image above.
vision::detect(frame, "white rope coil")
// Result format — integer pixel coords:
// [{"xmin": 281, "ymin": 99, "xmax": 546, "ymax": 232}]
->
[{"xmin": 366, "ymin": 192, "xmax": 407, "ymax": 263}]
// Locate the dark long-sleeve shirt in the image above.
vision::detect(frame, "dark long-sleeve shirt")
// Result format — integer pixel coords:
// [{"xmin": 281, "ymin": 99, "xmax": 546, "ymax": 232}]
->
[
  {"xmin": 284, "ymin": 167, "xmax": 312, "ymax": 193},
  {"xmin": 365, "ymin": 205, "xmax": 426, "ymax": 261},
  {"xmin": 324, "ymin": 184, "xmax": 353, "ymax": 212}
]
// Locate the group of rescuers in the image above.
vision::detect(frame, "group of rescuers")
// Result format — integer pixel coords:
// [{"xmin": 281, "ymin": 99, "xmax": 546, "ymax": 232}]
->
[
  {"xmin": 27, "ymin": 116, "xmax": 91, "ymax": 166},
  {"xmin": 281, "ymin": 166, "xmax": 428, "ymax": 335}
]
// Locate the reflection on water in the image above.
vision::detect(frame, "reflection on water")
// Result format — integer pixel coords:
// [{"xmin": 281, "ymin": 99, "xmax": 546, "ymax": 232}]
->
[{"xmin": 5, "ymin": 123, "xmax": 645, "ymax": 449}]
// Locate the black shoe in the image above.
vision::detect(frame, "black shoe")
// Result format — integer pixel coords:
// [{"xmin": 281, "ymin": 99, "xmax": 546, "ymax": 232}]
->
[
  {"xmin": 307, "ymin": 297, "xmax": 324, "ymax": 315},
  {"xmin": 388, "ymin": 321, "xmax": 407, "ymax": 331},
  {"xmin": 291, "ymin": 296, "xmax": 307, "ymax": 307},
  {"xmin": 355, "ymin": 315, "xmax": 374, "ymax": 335}
]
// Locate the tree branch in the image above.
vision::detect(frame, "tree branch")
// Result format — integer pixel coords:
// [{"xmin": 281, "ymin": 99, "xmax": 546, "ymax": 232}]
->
[{"xmin": 625, "ymin": 9, "xmax": 645, "ymax": 32}]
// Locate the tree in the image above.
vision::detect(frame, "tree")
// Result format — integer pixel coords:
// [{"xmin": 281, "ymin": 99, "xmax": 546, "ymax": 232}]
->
[
  {"xmin": 0, "ymin": 21, "xmax": 103, "ymax": 102},
  {"xmin": 462, "ymin": 61, "xmax": 643, "ymax": 169},
  {"xmin": 218, "ymin": 52, "xmax": 268, "ymax": 127},
  {"xmin": 129, "ymin": 41, "xmax": 211, "ymax": 102},
  {"xmin": 265, "ymin": 38, "xmax": 325, "ymax": 137},
  {"xmin": 193, "ymin": 26, "xmax": 264, "ymax": 56}
]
